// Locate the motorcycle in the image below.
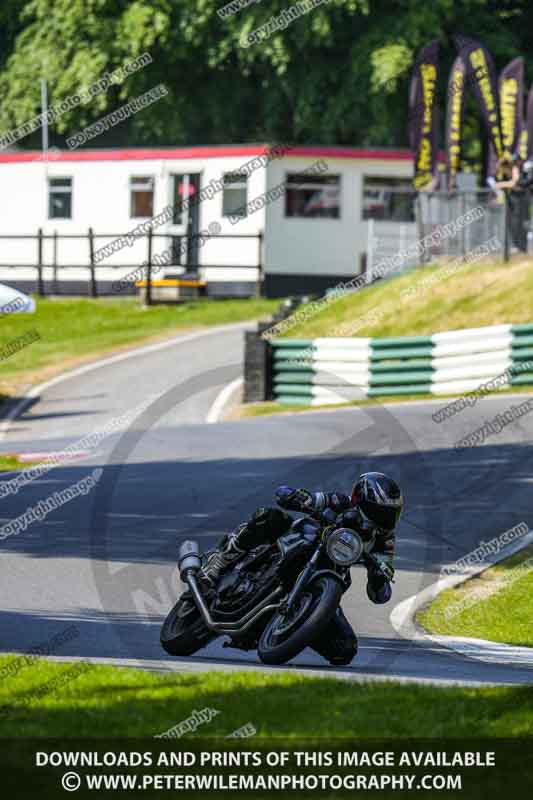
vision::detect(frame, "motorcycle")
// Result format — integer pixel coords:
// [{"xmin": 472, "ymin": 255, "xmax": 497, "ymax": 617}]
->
[{"xmin": 160, "ymin": 509, "xmax": 394, "ymax": 665}]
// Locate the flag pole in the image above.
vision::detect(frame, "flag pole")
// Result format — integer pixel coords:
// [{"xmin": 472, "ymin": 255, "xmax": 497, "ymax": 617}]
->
[{"xmin": 40, "ymin": 78, "xmax": 48, "ymax": 159}]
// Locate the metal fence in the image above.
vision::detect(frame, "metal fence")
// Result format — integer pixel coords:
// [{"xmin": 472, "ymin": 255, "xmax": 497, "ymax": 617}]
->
[
  {"xmin": 366, "ymin": 189, "xmax": 521, "ymax": 283},
  {"xmin": 0, "ymin": 229, "xmax": 263, "ymax": 300},
  {"xmin": 416, "ymin": 190, "xmax": 506, "ymax": 259}
]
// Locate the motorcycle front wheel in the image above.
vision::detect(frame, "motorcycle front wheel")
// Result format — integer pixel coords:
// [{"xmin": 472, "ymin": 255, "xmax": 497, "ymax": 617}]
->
[{"xmin": 257, "ymin": 575, "xmax": 342, "ymax": 665}]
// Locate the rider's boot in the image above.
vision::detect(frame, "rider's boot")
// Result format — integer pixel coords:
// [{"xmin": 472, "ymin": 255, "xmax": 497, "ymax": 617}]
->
[
  {"xmin": 198, "ymin": 507, "xmax": 292, "ymax": 586},
  {"xmin": 199, "ymin": 524, "xmax": 248, "ymax": 585},
  {"xmin": 309, "ymin": 607, "xmax": 358, "ymax": 666}
]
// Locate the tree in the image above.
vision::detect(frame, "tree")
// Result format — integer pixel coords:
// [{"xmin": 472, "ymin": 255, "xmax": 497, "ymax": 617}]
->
[{"xmin": 0, "ymin": 0, "xmax": 531, "ymax": 152}]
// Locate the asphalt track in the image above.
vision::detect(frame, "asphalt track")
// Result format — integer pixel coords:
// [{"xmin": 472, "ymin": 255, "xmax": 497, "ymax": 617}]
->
[{"xmin": 1, "ymin": 322, "xmax": 533, "ymax": 686}]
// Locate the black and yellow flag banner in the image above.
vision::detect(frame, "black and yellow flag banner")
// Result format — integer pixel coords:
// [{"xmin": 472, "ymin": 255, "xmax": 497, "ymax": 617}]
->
[
  {"xmin": 499, "ymin": 57, "xmax": 524, "ymax": 159},
  {"xmin": 455, "ymin": 36, "xmax": 503, "ymax": 162},
  {"xmin": 408, "ymin": 40, "xmax": 440, "ymax": 190},
  {"xmin": 445, "ymin": 56, "xmax": 466, "ymax": 189},
  {"xmin": 488, "ymin": 56, "xmax": 524, "ymax": 181},
  {"xmin": 526, "ymin": 84, "xmax": 533, "ymax": 160}
]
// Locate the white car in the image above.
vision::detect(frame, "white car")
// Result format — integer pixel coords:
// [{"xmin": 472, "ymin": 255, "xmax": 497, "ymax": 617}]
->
[{"xmin": 0, "ymin": 283, "xmax": 36, "ymax": 314}]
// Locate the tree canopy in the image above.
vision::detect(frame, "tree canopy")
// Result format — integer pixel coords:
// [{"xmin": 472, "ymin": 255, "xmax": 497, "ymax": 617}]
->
[{"xmin": 0, "ymin": 0, "xmax": 531, "ymax": 157}]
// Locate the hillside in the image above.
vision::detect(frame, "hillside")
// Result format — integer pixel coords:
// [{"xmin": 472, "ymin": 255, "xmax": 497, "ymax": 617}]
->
[{"xmin": 281, "ymin": 257, "xmax": 533, "ymax": 340}]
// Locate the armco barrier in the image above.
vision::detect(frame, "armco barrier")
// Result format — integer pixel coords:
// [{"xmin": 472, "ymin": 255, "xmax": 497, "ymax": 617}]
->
[{"xmin": 271, "ymin": 323, "xmax": 533, "ymax": 405}]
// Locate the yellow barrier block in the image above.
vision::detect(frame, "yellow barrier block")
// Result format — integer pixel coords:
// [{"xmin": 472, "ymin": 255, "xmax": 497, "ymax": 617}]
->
[{"xmin": 135, "ymin": 279, "xmax": 206, "ymax": 288}]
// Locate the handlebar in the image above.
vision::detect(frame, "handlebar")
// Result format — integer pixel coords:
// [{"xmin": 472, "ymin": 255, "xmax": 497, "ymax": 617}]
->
[{"xmin": 286, "ymin": 505, "xmax": 395, "ymax": 583}]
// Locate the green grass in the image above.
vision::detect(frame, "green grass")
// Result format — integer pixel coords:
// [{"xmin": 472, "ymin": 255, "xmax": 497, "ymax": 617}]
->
[
  {"xmin": 0, "ymin": 455, "xmax": 27, "ymax": 472},
  {"xmin": 236, "ymin": 396, "xmax": 435, "ymax": 418},
  {"xmin": 0, "ymin": 296, "xmax": 277, "ymax": 398},
  {"xmin": 418, "ymin": 546, "xmax": 533, "ymax": 646},
  {"xmin": 238, "ymin": 256, "xmax": 533, "ymax": 418},
  {"xmin": 280, "ymin": 256, "xmax": 533, "ymax": 339},
  {"xmin": 0, "ymin": 658, "xmax": 532, "ymax": 738},
  {"xmin": 236, "ymin": 383, "xmax": 533, "ymax": 419}
]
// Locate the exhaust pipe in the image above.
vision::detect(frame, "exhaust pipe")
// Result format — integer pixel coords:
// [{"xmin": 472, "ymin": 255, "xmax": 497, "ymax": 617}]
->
[
  {"xmin": 178, "ymin": 538, "xmax": 283, "ymax": 635},
  {"xmin": 178, "ymin": 540, "xmax": 201, "ymax": 578},
  {"xmin": 187, "ymin": 571, "xmax": 282, "ymax": 635}
]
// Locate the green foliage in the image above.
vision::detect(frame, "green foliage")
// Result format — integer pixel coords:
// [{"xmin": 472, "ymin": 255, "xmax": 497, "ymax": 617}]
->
[
  {"xmin": 371, "ymin": 42, "xmax": 413, "ymax": 94},
  {"xmin": 0, "ymin": 0, "xmax": 532, "ymax": 151}
]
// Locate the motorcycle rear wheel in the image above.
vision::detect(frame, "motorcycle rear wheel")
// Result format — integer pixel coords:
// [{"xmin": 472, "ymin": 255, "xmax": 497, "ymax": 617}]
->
[
  {"xmin": 257, "ymin": 575, "xmax": 342, "ymax": 665},
  {"xmin": 160, "ymin": 593, "xmax": 215, "ymax": 656}
]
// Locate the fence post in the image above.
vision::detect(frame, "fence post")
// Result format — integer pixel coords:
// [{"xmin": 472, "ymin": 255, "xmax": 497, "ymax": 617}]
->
[
  {"xmin": 53, "ymin": 230, "xmax": 58, "ymax": 295},
  {"xmin": 504, "ymin": 191, "xmax": 510, "ymax": 263},
  {"xmin": 461, "ymin": 192, "xmax": 467, "ymax": 260},
  {"xmin": 145, "ymin": 228, "xmax": 153, "ymax": 306},
  {"xmin": 37, "ymin": 228, "xmax": 45, "ymax": 297},
  {"xmin": 399, "ymin": 225, "xmax": 406, "ymax": 270},
  {"xmin": 88, "ymin": 227, "xmax": 97, "ymax": 297},
  {"xmin": 415, "ymin": 194, "xmax": 425, "ymax": 263},
  {"xmin": 256, "ymin": 232, "xmax": 264, "ymax": 298},
  {"xmin": 366, "ymin": 218, "xmax": 374, "ymax": 284},
  {"xmin": 244, "ymin": 322, "xmax": 272, "ymax": 402}
]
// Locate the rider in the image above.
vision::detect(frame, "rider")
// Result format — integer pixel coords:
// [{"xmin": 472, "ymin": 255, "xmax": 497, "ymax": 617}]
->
[{"xmin": 201, "ymin": 472, "xmax": 403, "ymax": 666}]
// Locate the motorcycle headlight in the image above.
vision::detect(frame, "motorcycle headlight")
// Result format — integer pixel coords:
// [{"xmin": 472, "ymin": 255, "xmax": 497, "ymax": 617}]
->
[{"xmin": 326, "ymin": 528, "xmax": 364, "ymax": 566}]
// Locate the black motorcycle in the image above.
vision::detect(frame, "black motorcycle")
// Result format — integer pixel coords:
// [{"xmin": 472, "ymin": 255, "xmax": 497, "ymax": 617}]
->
[{"xmin": 160, "ymin": 510, "xmax": 394, "ymax": 665}]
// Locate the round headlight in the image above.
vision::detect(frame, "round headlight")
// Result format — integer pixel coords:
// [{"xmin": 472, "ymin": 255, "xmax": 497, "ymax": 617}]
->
[{"xmin": 326, "ymin": 528, "xmax": 364, "ymax": 566}]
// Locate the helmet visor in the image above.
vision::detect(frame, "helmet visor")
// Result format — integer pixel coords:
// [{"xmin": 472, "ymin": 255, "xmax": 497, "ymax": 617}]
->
[{"xmin": 359, "ymin": 498, "xmax": 402, "ymax": 532}]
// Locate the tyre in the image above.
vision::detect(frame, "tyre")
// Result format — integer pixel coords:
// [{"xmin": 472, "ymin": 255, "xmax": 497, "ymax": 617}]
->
[
  {"xmin": 257, "ymin": 575, "xmax": 343, "ymax": 665},
  {"xmin": 160, "ymin": 593, "xmax": 215, "ymax": 656}
]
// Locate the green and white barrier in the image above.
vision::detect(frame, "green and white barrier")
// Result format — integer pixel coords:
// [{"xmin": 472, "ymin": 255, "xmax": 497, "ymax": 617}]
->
[{"xmin": 271, "ymin": 323, "xmax": 533, "ymax": 405}]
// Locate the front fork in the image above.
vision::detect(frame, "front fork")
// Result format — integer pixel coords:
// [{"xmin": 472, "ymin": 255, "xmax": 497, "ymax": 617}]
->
[{"xmin": 279, "ymin": 539, "xmax": 325, "ymax": 616}]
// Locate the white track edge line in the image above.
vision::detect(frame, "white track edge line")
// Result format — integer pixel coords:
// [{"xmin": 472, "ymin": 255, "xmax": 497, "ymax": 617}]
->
[
  {"xmin": 3, "ymin": 652, "xmax": 503, "ymax": 687},
  {"xmin": 206, "ymin": 377, "xmax": 244, "ymax": 424}
]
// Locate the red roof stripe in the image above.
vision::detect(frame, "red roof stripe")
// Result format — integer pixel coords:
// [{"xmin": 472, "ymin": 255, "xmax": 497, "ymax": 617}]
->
[{"xmin": 0, "ymin": 145, "xmax": 414, "ymax": 164}]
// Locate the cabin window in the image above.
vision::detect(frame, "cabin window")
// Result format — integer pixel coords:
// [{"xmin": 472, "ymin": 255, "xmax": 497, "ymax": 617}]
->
[
  {"xmin": 362, "ymin": 177, "xmax": 414, "ymax": 221},
  {"xmin": 48, "ymin": 177, "xmax": 72, "ymax": 219},
  {"xmin": 222, "ymin": 173, "xmax": 248, "ymax": 217},
  {"xmin": 285, "ymin": 174, "xmax": 340, "ymax": 218},
  {"xmin": 130, "ymin": 176, "xmax": 154, "ymax": 218}
]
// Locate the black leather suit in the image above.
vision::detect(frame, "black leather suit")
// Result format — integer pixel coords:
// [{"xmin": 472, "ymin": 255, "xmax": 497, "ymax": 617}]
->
[{"xmin": 230, "ymin": 486, "xmax": 396, "ymax": 665}]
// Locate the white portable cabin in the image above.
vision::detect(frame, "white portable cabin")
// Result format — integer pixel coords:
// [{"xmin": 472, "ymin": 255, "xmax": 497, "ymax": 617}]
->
[{"xmin": 0, "ymin": 145, "xmax": 415, "ymax": 297}]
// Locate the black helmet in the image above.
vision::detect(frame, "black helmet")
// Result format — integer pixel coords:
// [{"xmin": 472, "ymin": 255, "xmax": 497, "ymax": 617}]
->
[{"xmin": 350, "ymin": 472, "xmax": 403, "ymax": 532}]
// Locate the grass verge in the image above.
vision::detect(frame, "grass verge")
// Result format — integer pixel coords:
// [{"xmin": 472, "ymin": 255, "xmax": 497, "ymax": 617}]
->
[
  {"xmin": 0, "ymin": 658, "xmax": 532, "ymax": 737},
  {"xmin": 234, "ymin": 383, "xmax": 533, "ymax": 419},
  {"xmin": 236, "ymin": 256, "xmax": 533, "ymax": 418},
  {"xmin": 0, "ymin": 455, "xmax": 28, "ymax": 472},
  {"xmin": 233, "ymin": 396, "xmax": 435, "ymax": 419},
  {"xmin": 280, "ymin": 256, "xmax": 533, "ymax": 339},
  {"xmin": 0, "ymin": 297, "xmax": 277, "ymax": 401},
  {"xmin": 418, "ymin": 545, "xmax": 533, "ymax": 646}
]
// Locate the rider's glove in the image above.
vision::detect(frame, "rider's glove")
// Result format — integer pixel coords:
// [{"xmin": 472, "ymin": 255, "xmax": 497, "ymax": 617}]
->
[
  {"xmin": 320, "ymin": 507, "xmax": 338, "ymax": 525},
  {"xmin": 276, "ymin": 486, "xmax": 315, "ymax": 512},
  {"xmin": 367, "ymin": 575, "xmax": 392, "ymax": 604},
  {"xmin": 366, "ymin": 561, "xmax": 393, "ymax": 604},
  {"xmin": 373, "ymin": 558, "xmax": 395, "ymax": 583}
]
